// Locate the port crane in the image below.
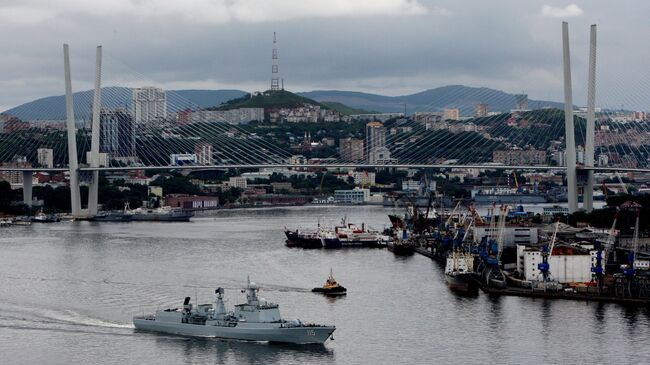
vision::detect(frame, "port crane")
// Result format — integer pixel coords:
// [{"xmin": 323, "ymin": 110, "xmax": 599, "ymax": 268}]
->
[
  {"xmin": 591, "ymin": 210, "xmax": 618, "ymax": 290},
  {"xmin": 538, "ymin": 219, "xmax": 560, "ymax": 292}
]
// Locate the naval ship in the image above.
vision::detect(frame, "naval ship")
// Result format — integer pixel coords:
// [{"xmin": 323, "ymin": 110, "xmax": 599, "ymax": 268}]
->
[{"xmin": 133, "ymin": 279, "xmax": 335, "ymax": 344}]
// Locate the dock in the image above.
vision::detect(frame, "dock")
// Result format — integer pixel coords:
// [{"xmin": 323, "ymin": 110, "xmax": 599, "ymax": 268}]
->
[{"xmin": 412, "ymin": 244, "xmax": 650, "ymax": 305}]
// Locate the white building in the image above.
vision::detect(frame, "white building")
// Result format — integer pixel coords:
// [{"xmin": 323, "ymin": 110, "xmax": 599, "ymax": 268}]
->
[
  {"xmin": 37, "ymin": 148, "xmax": 54, "ymax": 168},
  {"xmin": 402, "ymin": 180, "xmax": 420, "ymax": 191},
  {"xmin": 368, "ymin": 147, "xmax": 397, "ymax": 165},
  {"xmin": 517, "ymin": 244, "xmax": 593, "ymax": 283},
  {"xmin": 85, "ymin": 152, "xmax": 109, "ymax": 167},
  {"xmin": 473, "ymin": 226, "xmax": 538, "ymax": 247},
  {"xmin": 133, "ymin": 87, "xmax": 167, "ymax": 125},
  {"xmin": 194, "ymin": 142, "xmax": 214, "ymax": 165},
  {"xmin": 189, "ymin": 108, "xmax": 264, "ymax": 125},
  {"xmin": 228, "ymin": 176, "xmax": 248, "ymax": 189},
  {"xmin": 170, "ymin": 153, "xmax": 196, "ymax": 166},
  {"xmin": 334, "ymin": 188, "xmax": 370, "ymax": 204}
]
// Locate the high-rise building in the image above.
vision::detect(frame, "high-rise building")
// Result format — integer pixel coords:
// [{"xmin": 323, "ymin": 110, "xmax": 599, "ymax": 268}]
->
[
  {"xmin": 132, "ymin": 87, "xmax": 167, "ymax": 125},
  {"xmin": 100, "ymin": 109, "xmax": 135, "ymax": 158},
  {"xmin": 443, "ymin": 108, "xmax": 460, "ymax": 121},
  {"xmin": 37, "ymin": 148, "xmax": 54, "ymax": 168},
  {"xmin": 514, "ymin": 94, "xmax": 528, "ymax": 110},
  {"xmin": 474, "ymin": 103, "xmax": 489, "ymax": 118},
  {"xmin": 194, "ymin": 142, "xmax": 214, "ymax": 165},
  {"xmin": 365, "ymin": 121, "xmax": 386, "ymax": 160},
  {"xmin": 339, "ymin": 138, "xmax": 364, "ymax": 162}
]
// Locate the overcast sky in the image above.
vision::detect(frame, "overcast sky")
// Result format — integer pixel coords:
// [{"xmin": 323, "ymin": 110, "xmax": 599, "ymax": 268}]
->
[{"xmin": 1, "ymin": 0, "xmax": 649, "ymax": 112}]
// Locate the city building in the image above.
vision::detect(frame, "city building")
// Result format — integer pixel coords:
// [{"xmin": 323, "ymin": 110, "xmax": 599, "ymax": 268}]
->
[
  {"xmin": 366, "ymin": 121, "xmax": 386, "ymax": 160},
  {"xmin": 473, "ymin": 226, "xmax": 539, "ymax": 247},
  {"xmin": 492, "ymin": 149, "xmax": 547, "ymax": 165},
  {"xmin": 351, "ymin": 171, "xmax": 375, "ymax": 186},
  {"xmin": 0, "ymin": 115, "xmax": 29, "ymax": 134},
  {"xmin": 514, "ymin": 94, "xmax": 529, "ymax": 111},
  {"xmin": 475, "ymin": 103, "xmax": 489, "ymax": 118},
  {"xmin": 517, "ymin": 244, "xmax": 593, "ymax": 283},
  {"xmin": 228, "ymin": 176, "xmax": 248, "ymax": 189},
  {"xmin": 188, "ymin": 108, "xmax": 264, "ymax": 125},
  {"xmin": 0, "ymin": 157, "xmax": 31, "ymax": 185},
  {"xmin": 339, "ymin": 138, "xmax": 364, "ymax": 162},
  {"xmin": 165, "ymin": 194, "xmax": 219, "ymax": 210},
  {"xmin": 344, "ymin": 113, "xmax": 404, "ymax": 122},
  {"xmin": 100, "ymin": 109, "xmax": 135, "ymax": 158},
  {"xmin": 413, "ymin": 112, "xmax": 443, "ymax": 125},
  {"xmin": 169, "ymin": 154, "xmax": 197, "ymax": 166},
  {"xmin": 85, "ymin": 152, "xmax": 109, "ymax": 167},
  {"xmin": 37, "ymin": 148, "xmax": 54, "ymax": 168},
  {"xmin": 194, "ymin": 142, "xmax": 214, "ymax": 165},
  {"xmin": 443, "ymin": 108, "xmax": 460, "ymax": 121},
  {"xmin": 368, "ymin": 147, "xmax": 397, "ymax": 165},
  {"xmin": 334, "ymin": 188, "xmax": 370, "ymax": 204},
  {"xmin": 132, "ymin": 87, "xmax": 166, "ymax": 125}
]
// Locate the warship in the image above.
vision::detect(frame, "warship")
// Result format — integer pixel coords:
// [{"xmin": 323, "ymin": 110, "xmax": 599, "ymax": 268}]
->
[{"xmin": 133, "ymin": 278, "xmax": 335, "ymax": 344}]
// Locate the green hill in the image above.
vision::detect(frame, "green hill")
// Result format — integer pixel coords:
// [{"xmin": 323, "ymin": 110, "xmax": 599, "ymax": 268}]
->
[
  {"xmin": 320, "ymin": 101, "xmax": 374, "ymax": 116},
  {"xmin": 211, "ymin": 90, "xmax": 321, "ymax": 110}
]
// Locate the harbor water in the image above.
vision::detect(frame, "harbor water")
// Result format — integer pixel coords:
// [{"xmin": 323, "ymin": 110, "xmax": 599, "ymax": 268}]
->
[{"xmin": 1, "ymin": 205, "xmax": 649, "ymax": 364}]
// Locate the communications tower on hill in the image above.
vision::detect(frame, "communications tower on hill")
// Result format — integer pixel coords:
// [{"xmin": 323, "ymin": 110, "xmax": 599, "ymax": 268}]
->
[{"xmin": 271, "ymin": 32, "xmax": 281, "ymax": 91}]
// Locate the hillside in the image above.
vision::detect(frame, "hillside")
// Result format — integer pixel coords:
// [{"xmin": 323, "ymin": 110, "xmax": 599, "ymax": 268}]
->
[
  {"xmin": 3, "ymin": 88, "xmax": 247, "ymax": 120},
  {"xmin": 299, "ymin": 85, "xmax": 564, "ymax": 115},
  {"xmin": 3, "ymin": 85, "xmax": 567, "ymax": 121},
  {"xmin": 320, "ymin": 101, "xmax": 373, "ymax": 116},
  {"xmin": 211, "ymin": 89, "xmax": 320, "ymax": 110}
]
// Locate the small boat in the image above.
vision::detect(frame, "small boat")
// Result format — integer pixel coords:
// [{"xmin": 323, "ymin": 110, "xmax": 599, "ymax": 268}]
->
[
  {"xmin": 30, "ymin": 209, "xmax": 60, "ymax": 223},
  {"xmin": 312, "ymin": 269, "xmax": 347, "ymax": 296}
]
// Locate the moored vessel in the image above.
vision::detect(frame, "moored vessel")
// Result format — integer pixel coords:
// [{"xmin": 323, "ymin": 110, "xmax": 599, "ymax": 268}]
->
[
  {"xmin": 445, "ymin": 250, "xmax": 478, "ymax": 294},
  {"xmin": 129, "ymin": 206, "xmax": 193, "ymax": 222},
  {"xmin": 133, "ymin": 278, "xmax": 335, "ymax": 344},
  {"xmin": 30, "ymin": 209, "xmax": 60, "ymax": 223},
  {"xmin": 284, "ymin": 228, "xmax": 323, "ymax": 248}
]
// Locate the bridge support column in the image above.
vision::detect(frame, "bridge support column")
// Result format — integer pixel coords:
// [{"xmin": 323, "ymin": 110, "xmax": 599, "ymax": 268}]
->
[
  {"xmin": 64, "ymin": 44, "xmax": 82, "ymax": 217},
  {"xmin": 88, "ymin": 45, "xmax": 102, "ymax": 216},
  {"xmin": 22, "ymin": 171, "xmax": 33, "ymax": 207},
  {"xmin": 563, "ymin": 22, "xmax": 578, "ymax": 213},
  {"xmin": 584, "ymin": 24, "xmax": 597, "ymax": 212}
]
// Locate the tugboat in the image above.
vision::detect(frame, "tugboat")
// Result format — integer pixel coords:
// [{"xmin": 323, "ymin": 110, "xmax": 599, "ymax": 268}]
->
[
  {"xmin": 312, "ymin": 269, "xmax": 347, "ymax": 296},
  {"xmin": 133, "ymin": 278, "xmax": 335, "ymax": 344}
]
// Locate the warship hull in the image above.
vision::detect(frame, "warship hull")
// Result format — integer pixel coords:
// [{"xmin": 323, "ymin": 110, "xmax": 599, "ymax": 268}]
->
[{"xmin": 133, "ymin": 318, "xmax": 334, "ymax": 344}]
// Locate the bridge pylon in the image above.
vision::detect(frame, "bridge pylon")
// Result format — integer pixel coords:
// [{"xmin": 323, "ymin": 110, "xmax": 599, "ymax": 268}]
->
[{"xmin": 63, "ymin": 44, "xmax": 82, "ymax": 217}]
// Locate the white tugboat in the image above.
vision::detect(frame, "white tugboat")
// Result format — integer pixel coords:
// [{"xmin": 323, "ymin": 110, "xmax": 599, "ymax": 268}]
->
[{"xmin": 133, "ymin": 278, "xmax": 335, "ymax": 344}]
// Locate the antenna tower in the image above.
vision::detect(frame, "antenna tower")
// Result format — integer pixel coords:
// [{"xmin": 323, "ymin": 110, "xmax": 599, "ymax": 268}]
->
[{"xmin": 270, "ymin": 32, "xmax": 280, "ymax": 91}]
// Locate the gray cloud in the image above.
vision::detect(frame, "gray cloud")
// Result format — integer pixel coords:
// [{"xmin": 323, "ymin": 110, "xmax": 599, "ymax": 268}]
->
[{"xmin": 1, "ymin": 0, "xmax": 649, "ymax": 112}]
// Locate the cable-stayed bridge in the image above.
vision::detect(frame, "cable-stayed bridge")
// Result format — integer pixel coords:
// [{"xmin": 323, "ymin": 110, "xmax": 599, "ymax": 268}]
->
[{"xmin": 1, "ymin": 23, "xmax": 649, "ymax": 217}]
